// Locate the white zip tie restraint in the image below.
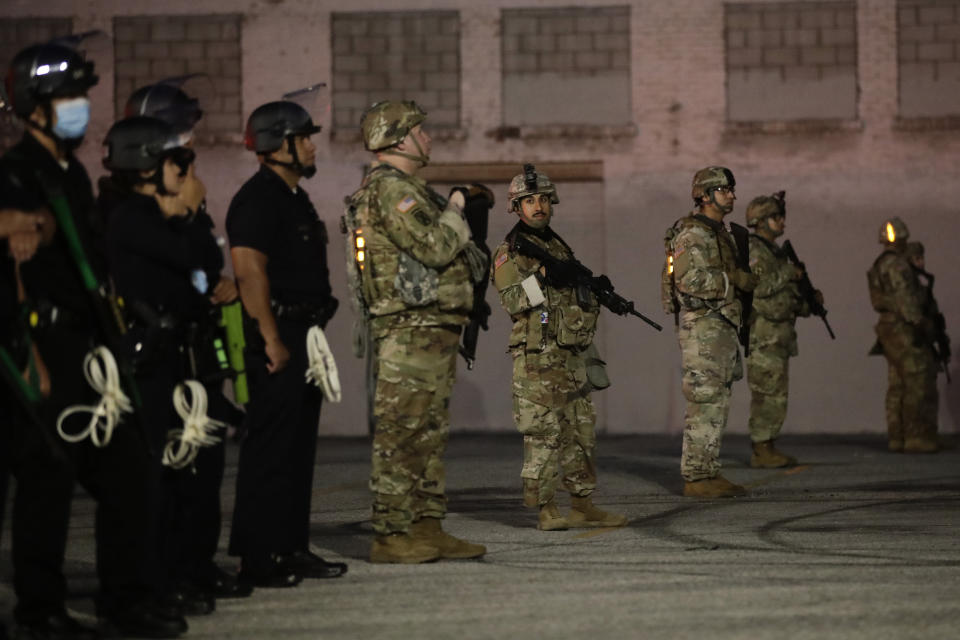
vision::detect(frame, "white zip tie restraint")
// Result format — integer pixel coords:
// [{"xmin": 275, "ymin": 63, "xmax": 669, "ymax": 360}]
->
[
  {"xmin": 305, "ymin": 325, "xmax": 341, "ymax": 402},
  {"xmin": 163, "ymin": 380, "xmax": 225, "ymax": 469},
  {"xmin": 57, "ymin": 346, "xmax": 133, "ymax": 447}
]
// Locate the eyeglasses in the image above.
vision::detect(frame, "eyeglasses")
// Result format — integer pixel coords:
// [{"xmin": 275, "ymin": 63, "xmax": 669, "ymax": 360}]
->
[{"xmin": 712, "ymin": 186, "xmax": 735, "ymax": 195}]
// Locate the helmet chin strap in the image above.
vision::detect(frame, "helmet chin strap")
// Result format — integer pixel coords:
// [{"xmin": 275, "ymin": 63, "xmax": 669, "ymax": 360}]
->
[
  {"xmin": 264, "ymin": 136, "xmax": 316, "ymax": 178},
  {"xmin": 707, "ymin": 188, "xmax": 733, "ymax": 214},
  {"xmin": 383, "ymin": 133, "xmax": 429, "ymax": 167}
]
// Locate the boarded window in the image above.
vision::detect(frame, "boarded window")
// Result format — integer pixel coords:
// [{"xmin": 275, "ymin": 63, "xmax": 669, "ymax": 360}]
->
[
  {"xmin": 113, "ymin": 15, "xmax": 242, "ymax": 140},
  {"xmin": 725, "ymin": 2, "xmax": 858, "ymax": 122},
  {"xmin": 501, "ymin": 6, "xmax": 631, "ymax": 126},
  {"xmin": 898, "ymin": 0, "xmax": 960, "ymax": 118},
  {"xmin": 331, "ymin": 11, "xmax": 460, "ymax": 132}
]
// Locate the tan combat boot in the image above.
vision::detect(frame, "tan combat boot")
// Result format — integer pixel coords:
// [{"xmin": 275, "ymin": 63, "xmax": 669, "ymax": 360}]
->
[
  {"xmin": 537, "ymin": 501, "xmax": 569, "ymax": 531},
  {"xmin": 903, "ymin": 437, "xmax": 939, "ymax": 453},
  {"xmin": 750, "ymin": 440, "xmax": 797, "ymax": 468},
  {"xmin": 683, "ymin": 475, "xmax": 747, "ymax": 498},
  {"xmin": 888, "ymin": 438, "xmax": 904, "ymax": 452},
  {"xmin": 409, "ymin": 517, "xmax": 486, "ymax": 559},
  {"xmin": 369, "ymin": 533, "xmax": 441, "ymax": 564},
  {"xmin": 568, "ymin": 496, "xmax": 628, "ymax": 528}
]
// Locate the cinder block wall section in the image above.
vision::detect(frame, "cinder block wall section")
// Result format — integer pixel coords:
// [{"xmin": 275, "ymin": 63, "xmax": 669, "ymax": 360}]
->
[
  {"xmin": 331, "ymin": 11, "xmax": 460, "ymax": 135},
  {"xmin": 726, "ymin": 1, "xmax": 858, "ymax": 122},
  {"xmin": 113, "ymin": 14, "xmax": 242, "ymax": 141},
  {"xmin": 501, "ymin": 6, "xmax": 631, "ymax": 126},
  {"xmin": 898, "ymin": 0, "xmax": 960, "ymax": 118}
]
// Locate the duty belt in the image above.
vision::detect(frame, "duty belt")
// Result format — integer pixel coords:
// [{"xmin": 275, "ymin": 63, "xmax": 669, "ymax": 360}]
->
[{"xmin": 271, "ymin": 298, "xmax": 338, "ymax": 326}]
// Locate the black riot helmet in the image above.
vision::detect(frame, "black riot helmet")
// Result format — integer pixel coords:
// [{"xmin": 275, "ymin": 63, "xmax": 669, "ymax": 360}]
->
[
  {"xmin": 103, "ymin": 116, "xmax": 195, "ymax": 185},
  {"xmin": 125, "ymin": 82, "xmax": 202, "ymax": 135},
  {"xmin": 244, "ymin": 100, "xmax": 321, "ymax": 153},
  {"xmin": 244, "ymin": 100, "xmax": 321, "ymax": 177},
  {"xmin": 5, "ymin": 41, "xmax": 98, "ymax": 118}
]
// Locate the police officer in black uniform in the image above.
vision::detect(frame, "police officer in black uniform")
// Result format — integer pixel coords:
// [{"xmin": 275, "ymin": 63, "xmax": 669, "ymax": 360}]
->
[
  {"xmin": 0, "ymin": 41, "xmax": 185, "ymax": 638},
  {"xmin": 226, "ymin": 100, "xmax": 346, "ymax": 586},
  {"xmin": 101, "ymin": 115, "xmax": 227, "ymax": 619},
  {"xmin": 123, "ymin": 80, "xmax": 251, "ymax": 601},
  {"xmin": 0, "ymin": 207, "xmax": 82, "ymax": 640}
]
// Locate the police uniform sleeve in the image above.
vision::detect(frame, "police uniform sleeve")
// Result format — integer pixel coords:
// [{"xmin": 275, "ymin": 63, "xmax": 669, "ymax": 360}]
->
[
  {"xmin": 225, "ymin": 190, "xmax": 274, "ymax": 256},
  {"xmin": 377, "ymin": 179, "xmax": 469, "ymax": 268},
  {"xmin": 750, "ymin": 237, "xmax": 794, "ymax": 299},
  {"xmin": 673, "ymin": 226, "xmax": 728, "ymax": 300},
  {"xmin": 492, "ymin": 242, "xmax": 544, "ymax": 316}
]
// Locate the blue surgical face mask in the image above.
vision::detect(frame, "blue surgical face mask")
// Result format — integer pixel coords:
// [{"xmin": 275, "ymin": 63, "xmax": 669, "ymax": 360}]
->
[{"xmin": 51, "ymin": 97, "xmax": 91, "ymax": 140}]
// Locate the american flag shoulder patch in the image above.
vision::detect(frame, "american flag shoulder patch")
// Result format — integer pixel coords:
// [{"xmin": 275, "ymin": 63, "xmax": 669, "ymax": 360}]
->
[
  {"xmin": 494, "ymin": 253, "xmax": 509, "ymax": 269},
  {"xmin": 397, "ymin": 196, "xmax": 417, "ymax": 213}
]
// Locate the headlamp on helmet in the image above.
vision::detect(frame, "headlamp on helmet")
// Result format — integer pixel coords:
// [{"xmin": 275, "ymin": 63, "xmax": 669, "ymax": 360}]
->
[{"xmin": 507, "ymin": 164, "xmax": 559, "ymax": 213}]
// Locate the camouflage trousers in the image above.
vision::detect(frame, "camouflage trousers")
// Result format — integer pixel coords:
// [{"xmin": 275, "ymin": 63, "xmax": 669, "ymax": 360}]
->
[
  {"xmin": 369, "ymin": 326, "xmax": 460, "ymax": 535},
  {"xmin": 512, "ymin": 348, "xmax": 597, "ymax": 506},
  {"xmin": 746, "ymin": 318, "xmax": 795, "ymax": 442},
  {"xmin": 678, "ymin": 313, "xmax": 742, "ymax": 481},
  {"xmin": 876, "ymin": 321, "xmax": 939, "ymax": 441}
]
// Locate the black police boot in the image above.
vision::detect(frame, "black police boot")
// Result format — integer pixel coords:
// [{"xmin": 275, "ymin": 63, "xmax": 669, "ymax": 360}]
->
[
  {"xmin": 98, "ymin": 600, "xmax": 187, "ymax": 639},
  {"xmin": 237, "ymin": 554, "xmax": 302, "ymax": 589},
  {"xmin": 164, "ymin": 584, "xmax": 215, "ymax": 617},
  {"xmin": 191, "ymin": 565, "xmax": 253, "ymax": 599},
  {"xmin": 11, "ymin": 611, "xmax": 97, "ymax": 640},
  {"xmin": 281, "ymin": 550, "xmax": 348, "ymax": 579}
]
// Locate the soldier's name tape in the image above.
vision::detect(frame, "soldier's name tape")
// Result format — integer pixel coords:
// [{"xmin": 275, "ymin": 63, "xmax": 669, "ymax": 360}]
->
[
  {"xmin": 305, "ymin": 325, "xmax": 341, "ymax": 403},
  {"xmin": 57, "ymin": 345, "xmax": 133, "ymax": 448}
]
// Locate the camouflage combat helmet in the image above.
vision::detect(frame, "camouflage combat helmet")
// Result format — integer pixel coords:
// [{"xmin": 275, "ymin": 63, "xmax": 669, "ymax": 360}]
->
[
  {"xmin": 691, "ymin": 166, "xmax": 735, "ymax": 204},
  {"xmin": 879, "ymin": 217, "xmax": 908, "ymax": 244},
  {"xmin": 361, "ymin": 100, "xmax": 426, "ymax": 152},
  {"xmin": 746, "ymin": 191, "xmax": 785, "ymax": 227},
  {"xmin": 507, "ymin": 164, "xmax": 559, "ymax": 212}
]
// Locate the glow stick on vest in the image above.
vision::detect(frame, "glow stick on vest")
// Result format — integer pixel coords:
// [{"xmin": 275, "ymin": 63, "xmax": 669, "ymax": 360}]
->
[
  {"xmin": 355, "ymin": 229, "xmax": 365, "ymax": 270},
  {"xmin": 667, "ymin": 254, "xmax": 674, "ymax": 275}
]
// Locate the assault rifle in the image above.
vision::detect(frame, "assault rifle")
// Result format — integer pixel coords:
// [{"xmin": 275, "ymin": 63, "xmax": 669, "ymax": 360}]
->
[
  {"xmin": 510, "ymin": 233, "xmax": 662, "ymax": 331},
  {"xmin": 782, "ymin": 239, "xmax": 836, "ymax": 340},
  {"xmin": 729, "ymin": 222, "xmax": 753, "ymax": 356},
  {"xmin": 918, "ymin": 269, "xmax": 951, "ymax": 384},
  {"xmin": 456, "ymin": 185, "xmax": 495, "ymax": 369}
]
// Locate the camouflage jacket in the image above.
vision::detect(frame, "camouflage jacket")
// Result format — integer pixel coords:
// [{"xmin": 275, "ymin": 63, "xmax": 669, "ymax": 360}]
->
[
  {"xmin": 867, "ymin": 247, "xmax": 925, "ymax": 326},
  {"xmin": 748, "ymin": 234, "xmax": 806, "ymax": 324},
  {"xmin": 668, "ymin": 213, "xmax": 742, "ymax": 328},
  {"xmin": 346, "ymin": 163, "xmax": 473, "ymax": 334},
  {"xmin": 491, "ymin": 223, "xmax": 599, "ymax": 353}
]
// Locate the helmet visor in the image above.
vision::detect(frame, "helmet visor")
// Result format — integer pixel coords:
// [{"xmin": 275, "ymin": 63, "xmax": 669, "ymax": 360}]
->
[{"xmin": 281, "ymin": 82, "xmax": 327, "ymax": 136}]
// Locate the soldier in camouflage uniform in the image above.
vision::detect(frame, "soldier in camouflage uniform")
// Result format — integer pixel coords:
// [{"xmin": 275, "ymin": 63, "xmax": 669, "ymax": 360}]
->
[
  {"xmin": 345, "ymin": 100, "xmax": 487, "ymax": 563},
  {"xmin": 491, "ymin": 167, "xmax": 627, "ymax": 531},
  {"xmin": 744, "ymin": 192, "xmax": 820, "ymax": 468},
  {"xmin": 662, "ymin": 167, "xmax": 757, "ymax": 498},
  {"xmin": 867, "ymin": 219, "xmax": 940, "ymax": 453}
]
